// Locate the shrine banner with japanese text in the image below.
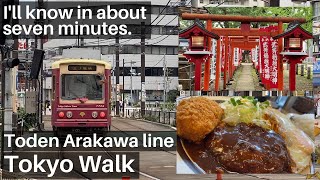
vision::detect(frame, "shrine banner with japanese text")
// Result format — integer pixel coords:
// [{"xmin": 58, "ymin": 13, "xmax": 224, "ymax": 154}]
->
[
  {"xmin": 259, "ymin": 26, "xmax": 279, "ymax": 90},
  {"xmin": 269, "ymin": 38, "xmax": 279, "ymax": 89},
  {"xmin": 221, "ymin": 37, "xmax": 225, "ymax": 73},
  {"xmin": 259, "ymin": 36, "xmax": 271, "ymax": 88}
]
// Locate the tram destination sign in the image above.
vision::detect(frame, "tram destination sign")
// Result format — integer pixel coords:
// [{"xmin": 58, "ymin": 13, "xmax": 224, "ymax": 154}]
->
[{"xmin": 68, "ymin": 65, "xmax": 97, "ymax": 71}]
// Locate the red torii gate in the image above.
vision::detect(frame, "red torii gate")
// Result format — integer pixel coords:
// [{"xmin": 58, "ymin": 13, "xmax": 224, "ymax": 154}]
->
[
  {"xmin": 181, "ymin": 13, "xmax": 306, "ymax": 92},
  {"xmin": 229, "ymin": 37, "xmax": 260, "ymax": 83},
  {"xmin": 228, "ymin": 38, "xmax": 259, "ymax": 84}
]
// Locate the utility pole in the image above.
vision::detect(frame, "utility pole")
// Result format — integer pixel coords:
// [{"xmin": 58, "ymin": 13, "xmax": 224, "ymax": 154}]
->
[
  {"xmin": 38, "ymin": 0, "xmax": 44, "ymax": 131},
  {"xmin": 80, "ymin": 37, "xmax": 84, "ymax": 47},
  {"xmin": 25, "ymin": 36, "xmax": 29, "ymax": 92},
  {"xmin": 112, "ymin": 55, "xmax": 115, "ymax": 113},
  {"xmin": 1, "ymin": 19, "xmax": 18, "ymax": 169},
  {"xmin": 163, "ymin": 54, "xmax": 166, "ymax": 106},
  {"xmin": 129, "ymin": 60, "xmax": 136, "ymax": 104},
  {"xmin": 140, "ymin": 22, "xmax": 146, "ymax": 117},
  {"xmin": 0, "ymin": 0, "xmax": 14, "ymax": 168},
  {"xmin": 122, "ymin": 59, "xmax": 125, "ymax": 116},
  {"xmin": 11, "ymin": 32, "xmax": 19, "ymax": 123},
  {"xmin": 0, "ymin": 46, "xmax": 6, "ymax": 169},
  {"xmin": 115, "ymin": 37, "xmax": 120, "ymax": 116}
]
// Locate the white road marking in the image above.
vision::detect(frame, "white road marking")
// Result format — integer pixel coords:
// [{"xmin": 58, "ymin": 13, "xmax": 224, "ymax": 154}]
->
[{"xmin": 139, "ymin": 172, "xmax": 161, "ymax": 180}]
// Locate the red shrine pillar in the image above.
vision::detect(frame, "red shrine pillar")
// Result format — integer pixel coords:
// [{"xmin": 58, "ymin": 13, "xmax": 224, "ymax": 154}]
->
[{"xmin": 184, "ymin": 54, "xmax": 212, "ymax": 91}]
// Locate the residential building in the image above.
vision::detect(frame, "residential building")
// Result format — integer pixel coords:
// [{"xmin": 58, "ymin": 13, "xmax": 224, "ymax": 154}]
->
[
  {"xmin": 187, "ymin": 0, "xmax": 310, "ymax": 7},
  {"xmin": 43, "ymin": 0, "xmax": 179, "ymax": 105},
  {"xmin": 279, "ymin": 0, "xmax": 310, "ymax": 7},
  {"xmin": 313, "ymin": 0, "xmax": 320, "ymax": 58},
  {"xmin": 189, "ymin": 0, "xmax": 267, "ymax": 7}
]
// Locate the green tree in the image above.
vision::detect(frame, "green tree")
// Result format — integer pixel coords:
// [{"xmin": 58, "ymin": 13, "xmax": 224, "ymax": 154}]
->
[
  {"xmin": 166, "ymin": 90, "xmax": 180, "ymax": 103},
  {"xmin": 180, "ymin": 7, "xmax": 312, "ymax": 33}
]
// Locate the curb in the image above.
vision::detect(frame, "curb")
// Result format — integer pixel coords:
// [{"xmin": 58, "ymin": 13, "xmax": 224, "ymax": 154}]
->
[
  {"xmin": 1, "ymin": 169, "xmax": 35, "ymax": 180},
  {"xmin": 116, "ymin": 117, "xmax": 176, "ymax": 130}
]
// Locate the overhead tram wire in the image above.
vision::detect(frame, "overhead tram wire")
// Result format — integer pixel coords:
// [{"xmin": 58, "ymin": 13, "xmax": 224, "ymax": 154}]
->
[
  {"xmin": 150, "ymin": 0, "xmax": 173, "ymax": 25},
  {"xmin": 61, "ymin": 0, "xmax": 177, "ymax": 47},
  {"xmin": 45, "ymin": 1, "xmax": 177, "ymax": 51},
  {"xmin": 120, "ymin": 15, "xmax": 178, "ymax": 46},
  {"xmin": 129, "ymin": 22, "xmax": 178, "ymax": 46},
  {"xmin": 134, "ymin": 33, "xmax": 172, "ymax": 46},
  {"xmin": 152, "ymin": 56, "xmax": 165, "ymax": 67},
  {"xmin": 84, "ymin": 15, "xmax": 178, "ymax": 47},
  {"xmin": 118, "ymin": 0, "xmax": 175, "ymax": 44}
]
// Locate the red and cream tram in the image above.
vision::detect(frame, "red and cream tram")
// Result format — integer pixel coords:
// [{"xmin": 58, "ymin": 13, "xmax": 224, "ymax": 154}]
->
[{"xmin": 51, "ymin": 59, "xmax": 111, "ymax": 134}]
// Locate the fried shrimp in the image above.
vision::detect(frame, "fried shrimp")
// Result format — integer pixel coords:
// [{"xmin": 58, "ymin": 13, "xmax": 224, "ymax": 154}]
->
[{"xmin": 177, "ymin": 97, "xmax": 224, "ymax": 143}]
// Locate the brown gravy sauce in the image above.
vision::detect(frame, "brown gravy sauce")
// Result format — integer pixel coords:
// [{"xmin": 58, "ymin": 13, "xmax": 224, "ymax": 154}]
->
[
  {"xmin": 182, "ymin": 123, "xmax": 292, "ymax": 174},
  {"xmin": 183, "ymin": 139, "xmax": 218, "ymax": 173}
]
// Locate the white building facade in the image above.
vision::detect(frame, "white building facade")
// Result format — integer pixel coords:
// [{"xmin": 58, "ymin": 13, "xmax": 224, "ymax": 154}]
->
[
  {"xmin": 314, "ymin": 0, "xmax": 320, "ymax": 58},
  {"xmin": 43, "ymin": 0, "xmax": 179, "ymax": 104}
]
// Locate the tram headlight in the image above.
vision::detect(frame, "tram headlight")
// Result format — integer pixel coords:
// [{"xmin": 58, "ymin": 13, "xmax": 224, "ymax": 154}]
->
[
  {"xmin": 58, "ymin": 112, "xmax": 64, "ymax": 118},
  {"xmin": 66, "ymin": 111, "xmax": 73, "ymax": 118},
  {"xmin": 92, "ymin": 111, "xmax": 98, "ymax": 118},
  {"xmin": 100, "ymin": 112, "xmax": 106, "ymax": 118}
]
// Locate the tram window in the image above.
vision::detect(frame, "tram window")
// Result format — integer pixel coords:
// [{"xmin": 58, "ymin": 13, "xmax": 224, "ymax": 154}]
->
[{"xmin": 61, "ymin": 74, "xmax": 103, "ymax": 100}]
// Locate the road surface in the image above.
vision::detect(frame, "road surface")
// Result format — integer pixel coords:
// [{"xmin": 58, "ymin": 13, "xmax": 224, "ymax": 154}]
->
[{"xmin": 2, "ymin": 117, "xmax": 310, "ymax": 180}]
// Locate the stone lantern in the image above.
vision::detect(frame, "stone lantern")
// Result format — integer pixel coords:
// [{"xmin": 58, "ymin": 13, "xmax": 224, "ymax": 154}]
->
[
  {"xmin": 273, "ymin": 21, "xmax": 312, "ymax": 92},
  {"xmin": 179, "ymin": 20, "xmax": 219, "ymax": 93}
]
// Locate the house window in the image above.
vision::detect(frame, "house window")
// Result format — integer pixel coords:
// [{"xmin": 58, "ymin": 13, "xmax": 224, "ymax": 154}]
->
[{"xmin": 152, "ymin": 46, "xmax": 160, "ymax": 54}]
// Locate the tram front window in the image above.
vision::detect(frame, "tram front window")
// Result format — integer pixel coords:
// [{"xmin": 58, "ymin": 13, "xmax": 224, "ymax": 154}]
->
[{"xmin": 61, "ymin": 74, "xmax": 103, "ymax": 100}]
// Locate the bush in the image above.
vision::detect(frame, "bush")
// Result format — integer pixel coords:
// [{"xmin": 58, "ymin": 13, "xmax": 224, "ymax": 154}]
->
[
  {"xmin": 145, "ymin": 115, "xmax": 159, "ymax": 122},
  {"xmin": 160, "ymin": 102, "xmax": 176, "ymax": 111},
  {"xmin": 18, "ymin": 108, "xmax": 37, "ymax": 130}
]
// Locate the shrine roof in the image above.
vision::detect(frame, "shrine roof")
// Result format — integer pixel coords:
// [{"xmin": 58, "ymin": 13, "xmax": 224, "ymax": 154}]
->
[
  {"xmin": 179, "ymin": 19, "xmax": 220, "ymax": 39},
  {"xmin": 273, "ymin": 21, "xmax": 312, "ymax": 39}
]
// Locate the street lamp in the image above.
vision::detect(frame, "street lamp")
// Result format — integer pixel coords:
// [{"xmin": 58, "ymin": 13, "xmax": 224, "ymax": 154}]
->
[
  {"xmin": 191, "ymin": 36, "xmax": 205, "ymax": 48},
  {"xmin": 123, "ymin": 60, "xmax": 136, "ymax": 105},
  {"xmin": 179, "ymin": 20, "xmax": 219, "ymax": 94},
  {"xmin": 287, "ymin": 38, "xmax": 301, "ymax": 49}
]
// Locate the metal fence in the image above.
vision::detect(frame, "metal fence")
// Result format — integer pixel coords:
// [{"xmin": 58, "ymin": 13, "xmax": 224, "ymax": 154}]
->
[
  {"xmin": 123, "ymin": 108, "xmax": 176, "ymax": 127},
  {"xmin": 145, "ymin": 110, "xmax": 176, "ymax": 127}
]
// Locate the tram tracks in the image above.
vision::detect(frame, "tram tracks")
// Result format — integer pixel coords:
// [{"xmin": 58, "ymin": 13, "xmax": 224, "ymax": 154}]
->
[
  {"xmin": 111, "ymin": 119, "xmax": 176, "ymax": 156},
  {"xmin": 109, "ymin": 119, "xmax": 274, "ymax": 180},
  {"xmin": 58, "ymin": 145, "xmax": 91, "ymax": 179},
  {"xmin": 14, "ymin": 118, "xmax": 175, "ymax": 179},
  {"xmin": 109, "ymin": 118, "xmax": 176, "ymax": 180},
  {"xmin": 57, "ymin": 135, "xmax": 164, "ymax": 180}
]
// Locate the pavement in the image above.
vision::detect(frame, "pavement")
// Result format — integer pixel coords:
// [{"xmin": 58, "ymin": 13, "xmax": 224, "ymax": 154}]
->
[
  {"xmin": 283, "ymin": 63, "xmax": 313, "ymax": 96},
  {"xmin": 3, "ymin": 117, "xmax": 314, "ymax": 180},
  {"xmin": 225, "ymin": 62, "xmax": 313, "ymax": 94},
  {"xmin": 233, "ymin": 63, "xmax": 256, "ymax": 91}
]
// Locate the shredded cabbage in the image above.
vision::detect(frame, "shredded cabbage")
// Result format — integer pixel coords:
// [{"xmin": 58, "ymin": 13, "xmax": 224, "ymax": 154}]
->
[{"xmin": 221, "ymin": 97, "xmax": 271, "ymax": 130}]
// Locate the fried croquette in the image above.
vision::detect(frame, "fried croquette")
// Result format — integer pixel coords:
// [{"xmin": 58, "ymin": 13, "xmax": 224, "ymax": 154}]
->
[{"xmin": 177, "ymin": 97, "xmax": 224, "ymax": 143}]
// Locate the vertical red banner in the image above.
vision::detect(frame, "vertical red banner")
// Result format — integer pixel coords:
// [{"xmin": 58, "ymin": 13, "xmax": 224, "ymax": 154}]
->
[
  {"xmin": 221, "ymin": 37, "xmax": 225, "ymax": 73},
  {"xmin": 269, "ymin": 37, "xmax": 279, "ymax": 89},
  {"xmin": 259, "ymin": 36, "xmax": 271, "ymax": 89},
  {"xmin": 259, "ymin": 25, "xmax": 279, "ymax": 90}
]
